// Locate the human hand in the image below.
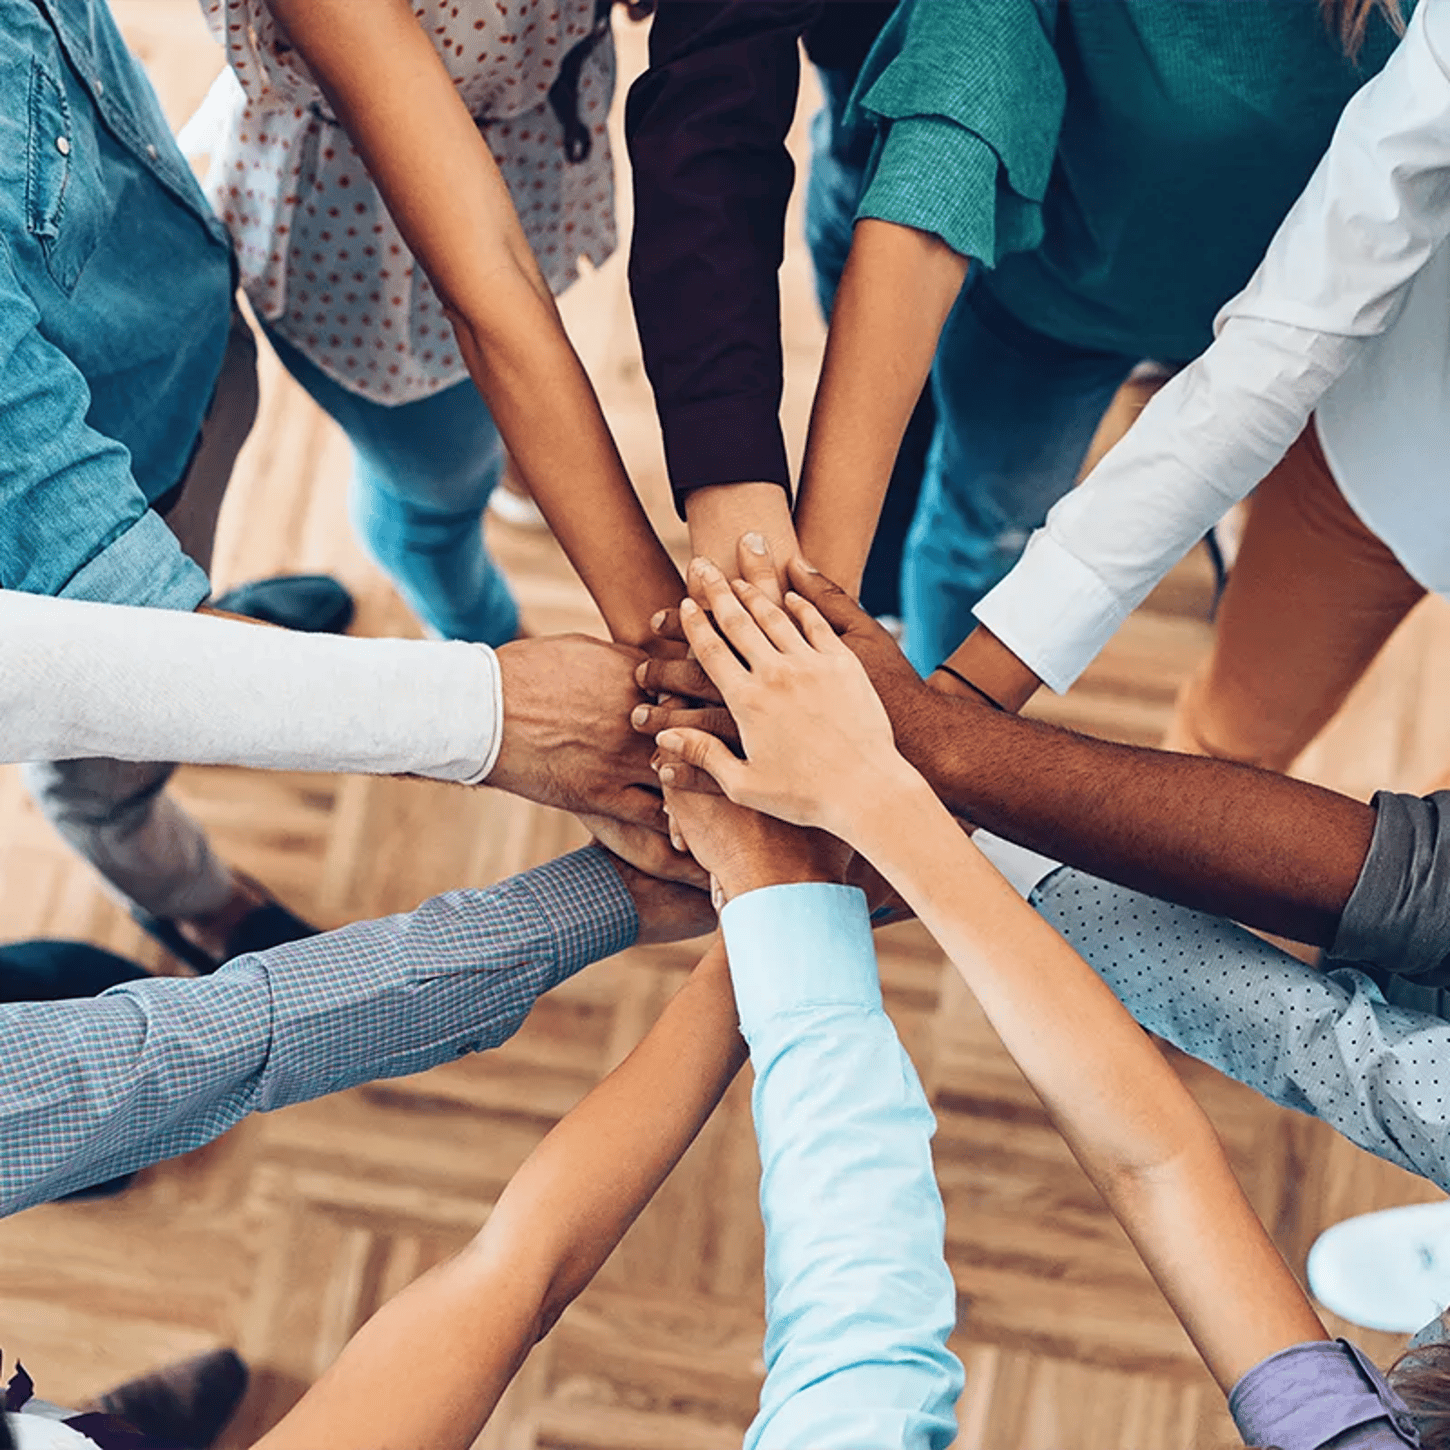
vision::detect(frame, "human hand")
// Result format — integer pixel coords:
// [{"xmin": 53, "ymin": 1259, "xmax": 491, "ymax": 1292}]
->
[
  {"xmin": 684, "ymin": 485, "xmax": 799, "ymax": 604},
  {"xmin": 490, "ymin": 635, "xmax": 667, "ymax": 833},
  {"xmin": 581, "ymin": 812, "xmax": 710, "ymax": 890},
  {"xmin": 597, "ymin": 846, "xmax": 716, "ymax": 944},
  {"xmin": 629, "ymin": 532, "xmax": 794, "ymax": 759},
  {"xmin": 653, "ymin": 557, "xmax": 922, "ymax": 842},
  {"xmin": 656, "ymin": 747, "xmax": 847, "ymax": 903}
]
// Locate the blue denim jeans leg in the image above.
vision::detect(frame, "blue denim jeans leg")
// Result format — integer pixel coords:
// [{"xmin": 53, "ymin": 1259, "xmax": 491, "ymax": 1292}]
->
[
  {"xmin": 805, "ymin": 66, "xmax": 934, "ymax": 622},
  {"xmin": 266, "ymin": 330, "xmax": 518, "ymax": 646},
  {"xmin": 902, "ymin": 284, "xmax": 1138, "ymax": 675}
]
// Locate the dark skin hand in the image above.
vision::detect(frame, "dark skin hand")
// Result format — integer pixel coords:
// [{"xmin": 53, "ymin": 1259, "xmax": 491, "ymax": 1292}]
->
[{"xmin": 634, "ymin": 556, "xmax": 1376, "ymax": 950}]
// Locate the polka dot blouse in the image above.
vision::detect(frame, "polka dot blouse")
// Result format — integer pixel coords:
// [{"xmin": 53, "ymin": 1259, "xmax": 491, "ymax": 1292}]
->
[
  {"xmin": 198, "ymin": 0, "xmax": 617, "ymax": 404},
  {"xmin": 1031, "ymin": 867, "xmax": 1450, "ymax": 1192}
]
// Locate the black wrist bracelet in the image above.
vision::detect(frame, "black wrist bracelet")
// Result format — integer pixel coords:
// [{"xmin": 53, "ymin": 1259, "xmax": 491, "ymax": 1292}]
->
[{"xmin": 934, "ymin": 663, "xmax": 1006, "ymax": 712}]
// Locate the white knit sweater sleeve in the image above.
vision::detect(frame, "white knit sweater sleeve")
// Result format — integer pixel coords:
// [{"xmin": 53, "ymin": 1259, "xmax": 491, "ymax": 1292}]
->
[{"xmin": 0, "ymin": 592, "xmax": 500, "ymax": 784}]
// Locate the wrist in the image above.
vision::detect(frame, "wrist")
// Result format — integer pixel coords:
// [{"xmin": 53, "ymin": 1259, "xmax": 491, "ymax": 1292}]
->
[
  {"xmin": 685, "ymin": 483, "xmax": 797, "ymax": 575},
  {"xmin": 832, "ymin": 765, "xmax": 940, "ymax": 862},
  {"xmin": 711, "ymin": 828, "xmax": 846, "ymax": 903}
]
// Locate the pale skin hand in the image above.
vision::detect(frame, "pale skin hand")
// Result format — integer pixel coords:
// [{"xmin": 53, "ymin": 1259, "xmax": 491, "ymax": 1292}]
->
[
  {"xmin": 262, "ymin": 0, "xmax": 682, "ymax": 645},
  {"xmin": 655, "ymin": 559, "xmax": 909, "ymax": 841},
  {"xmin": 684, "ymin": 482, "xmax": 799, "ymax": 602},
  {"xmin": 253, "ymin": 940, "xmax": 742, "ymax": 1450},
  {"xmin": 654, "ymin": 561, "xmax": 1329, "ymax": 1394}
]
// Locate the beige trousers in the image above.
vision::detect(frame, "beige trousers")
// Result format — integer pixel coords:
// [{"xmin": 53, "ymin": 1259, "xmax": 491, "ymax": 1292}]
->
[{"xmin": 1164, "ymin": 420, "xmax": 1425, "ymax": 773}]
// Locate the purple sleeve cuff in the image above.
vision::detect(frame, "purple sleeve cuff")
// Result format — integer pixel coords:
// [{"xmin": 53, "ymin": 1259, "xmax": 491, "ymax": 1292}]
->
[{"xmin": 1230, "ymin": 1340, "xmax": 1419, "ymax": 1450}]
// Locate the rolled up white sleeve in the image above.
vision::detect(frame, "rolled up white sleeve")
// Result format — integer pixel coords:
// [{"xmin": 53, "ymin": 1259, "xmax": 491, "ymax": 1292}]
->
[
  {"xmin": 0, "ymin": 590, "xmax": 501, "ymax": 784},
  {"xmin": 975, "ymin": 0, "xmax": 1450, "ymax": 693}
]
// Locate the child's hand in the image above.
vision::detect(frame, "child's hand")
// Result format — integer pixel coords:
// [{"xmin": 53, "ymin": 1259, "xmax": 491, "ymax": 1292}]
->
[{"xmin": 655, "ymin": 556, "xmax": 920, "ymax": 841}]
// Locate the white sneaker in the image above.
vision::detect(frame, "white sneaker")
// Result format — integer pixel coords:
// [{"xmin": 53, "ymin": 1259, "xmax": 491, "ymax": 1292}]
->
[
  {"xmin": 487, "ymin": 485, "xmax": 548, "ymax": 532},
  {"xmin": 1308, "ymin": 1201, "xmax": 1450, "ymax": 1333}
]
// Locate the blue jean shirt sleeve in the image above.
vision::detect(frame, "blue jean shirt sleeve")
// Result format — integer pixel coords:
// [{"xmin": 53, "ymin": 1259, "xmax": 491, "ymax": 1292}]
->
[
  {"xmin": 0, "ymin": 233, "xmax": 207, "ymax": 609},
  {"xmin": 722, "ymin": 883, "xmax": 963, "ymax": 1450},
  {"xmin": 0, "ymin": 847, "xmax": 636, "ymax": 1214}
]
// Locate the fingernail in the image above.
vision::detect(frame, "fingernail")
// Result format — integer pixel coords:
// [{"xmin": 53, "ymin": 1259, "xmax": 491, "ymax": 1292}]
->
[
  {"xmin": 680, "ymin": 598, "xmax": 699, "ymax": 616},
  {"xmin": 659, "ymin": 765, "xmax": 677, "ymax": 786},
  {"xmin": 650, "ymin": 609, "xmax": 667, "ymax": 631},
  {"xmin": 635, "ymin": 661, "xmax": 649, "ymax": 685},
  {"xmin": 743, "ymin": 531, "xmax": 767, "ymax": 555},
  {"xmin": 657, "ymin": 729, "xmax": 681, "ymax": 751},
  {"xmin": 796, "ymin": 557, "xmax": 820, "ymax": 574},
  {"xmin": 731, "ymin": 578, "xmax": 749, "ymax": 593},
  {"xmin": 696, "ymin": 557, "xmax": 723, "ymax": 579},
  {"xmin": 631, "ymin": 705, "xmax": 651, "ymax": 728}
]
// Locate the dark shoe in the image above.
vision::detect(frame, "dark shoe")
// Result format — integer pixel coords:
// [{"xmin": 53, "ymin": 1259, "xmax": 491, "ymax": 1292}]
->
[
  {"xmin": 57, "ymin": 1173, "xmax": 137, "ymax": 1203},
  {"xmin": 0, "ymin": 939, "xmax": 148, "ymax": 1003},
  {"xmin": 131, "ymin": 900, "xmax": 319, "ymax": 975},
  {"xmin": 211, "ymin": 573, "xmax": 354, "ymax": 634},
  {"xmin": 82, "ymin": 1348, "xmax": 248, "ymax": 1449}
]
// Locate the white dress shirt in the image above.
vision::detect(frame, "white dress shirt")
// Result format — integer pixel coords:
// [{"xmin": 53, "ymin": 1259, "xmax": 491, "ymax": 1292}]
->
[
  {"xmin": 0, "ymin": 591, "xmax": 501, "ymax": 783},
  {"xmin": 974, "ymin": 0, "xmax": 1450, "ymax": 693}
]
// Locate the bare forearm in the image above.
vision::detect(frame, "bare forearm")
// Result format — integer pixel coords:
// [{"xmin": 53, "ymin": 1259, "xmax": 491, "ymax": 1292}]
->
[
  {"xmin": 795, "ymin": 220, "xmax": 969, "ymax": 594},
  {"xmin": 265, "ymin": 0, "xmax": 681, "ymax": 644},
  {"xmin": 853, "ymin": 798, "xmax": 1324, "ymax": 1388},
  {"xmin": 258, "ymin": 945, "xmax": 741, "ymax": 1450},
  {"xmin": 895, "ymin": 693, "xmax": 1374, "ymax": 946},
  {"xmin": 454, "ymin": 307, "xmax": 684, "ymax": 641}
]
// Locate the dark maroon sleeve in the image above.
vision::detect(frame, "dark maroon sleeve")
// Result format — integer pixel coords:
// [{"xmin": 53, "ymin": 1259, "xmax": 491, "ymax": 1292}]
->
[{"xmin": 625, "ymin": 2, "xmax": 824, "ymax": 510}]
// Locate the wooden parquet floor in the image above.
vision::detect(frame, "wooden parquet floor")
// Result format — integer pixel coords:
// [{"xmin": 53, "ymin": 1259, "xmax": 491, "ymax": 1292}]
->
[{"xmin": 5, "ymin": 8, "xmax": 1450, "ymax": 1447}]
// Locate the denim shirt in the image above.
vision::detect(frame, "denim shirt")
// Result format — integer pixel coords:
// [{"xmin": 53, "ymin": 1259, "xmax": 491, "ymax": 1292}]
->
[{"xmin": 0, "ymin": 0, "xmax": 234, "ymax": 609}]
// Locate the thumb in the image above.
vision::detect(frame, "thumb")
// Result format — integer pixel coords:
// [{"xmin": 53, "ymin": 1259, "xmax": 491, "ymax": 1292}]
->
[
  {"xmin": 656, "ymin": 728, "xmax": 746, "ymax": 799},
  {"xmin": 785, "ymin": 556, "xmax": 871, "ymax": 637}
]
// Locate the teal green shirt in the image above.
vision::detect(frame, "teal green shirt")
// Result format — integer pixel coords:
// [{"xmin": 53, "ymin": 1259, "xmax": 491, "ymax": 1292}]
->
[{"xmin": 853, "ymin": 0, "xmax": 1402, "ymax": 361}]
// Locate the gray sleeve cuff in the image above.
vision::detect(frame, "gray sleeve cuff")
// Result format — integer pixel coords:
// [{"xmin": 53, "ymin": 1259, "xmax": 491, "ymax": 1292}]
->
[
  {"xmin": 58, "ymin": 509, "xmax": 210, "ymax": 611},
  {"xmin": 1331, "ymin": 791, "xmax": 1450, "ymax": 986}
]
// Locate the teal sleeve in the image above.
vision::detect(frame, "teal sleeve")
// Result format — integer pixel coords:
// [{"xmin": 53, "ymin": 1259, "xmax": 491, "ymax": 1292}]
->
[
  {"xmin": 851, "ymin": 0, "xmax": 1065, "ymax": 265},
  {"xmin": 722, "ymin": 884, "xmax": 964, "ymax": 1449}
]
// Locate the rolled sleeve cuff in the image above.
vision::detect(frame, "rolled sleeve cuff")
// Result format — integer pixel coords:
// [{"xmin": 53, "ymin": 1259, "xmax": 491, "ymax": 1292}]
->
[
  {"xmin": 1230, "ymin": 1340, "xmax": 1418, "ymax": 1450},
  {"xmin": 722, "ymin": 883, "xmax": 876, "ymax": 1028},
  {"xmin": 661, "ymin": 395, "xmax": 792, "ymax": 508},
  {"xmin": 972, "ymin": 530, "xmax": 1129, "ymax": 694},
  {"xmin": 1331, "ymin": 791, "xmax": 1450, "ymax": 985},
  {"xmin": 58, "ymin": 509, "xmax": 210, "ymax": 612},
  {"xmin": 855, "ymin": 119, "xmax": 1010, "ymax": 264}
]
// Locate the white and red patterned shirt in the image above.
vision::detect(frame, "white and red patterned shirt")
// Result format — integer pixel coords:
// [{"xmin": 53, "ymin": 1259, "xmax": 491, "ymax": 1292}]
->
[{"xmin": 194, "ymin": 0, "xmax": 617, "ymax": 403}]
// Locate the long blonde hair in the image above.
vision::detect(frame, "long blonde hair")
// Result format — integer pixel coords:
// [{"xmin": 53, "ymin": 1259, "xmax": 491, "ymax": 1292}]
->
[{"xmin": 1322, "ymin": 0, "xmax": 1406, "ymax": 56}]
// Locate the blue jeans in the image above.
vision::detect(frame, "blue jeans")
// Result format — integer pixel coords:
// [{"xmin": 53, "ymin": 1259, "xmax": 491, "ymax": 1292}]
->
[
  {"xmin": 903, "ymin": 284, "xmax": 1138, "ymax": 674},
  {"xmin": 267, "ymin": 331, "xmax": 518, "ymax": 645}
]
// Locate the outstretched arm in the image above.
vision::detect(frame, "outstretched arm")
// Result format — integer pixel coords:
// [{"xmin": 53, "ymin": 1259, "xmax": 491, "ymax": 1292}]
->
[
  {"xmin": 794, "ymin": 220, "xmax": 968, "ymax": 595},
  {"xmin": 653, "ymin": 567, "xmax": 1327, "ymax": 1393},
  {"xmin": 254, "ymin": 940, "xmax": 743, "ymax": 1450},
  {"xmin": 625, "ymin": 0, "xmax": 815, "ymax": 592},
  {"xmin": 658, "ymin": 775, "xmax": 960, "ymax": 1447},
  {"xmin": 263, "ymin": 0, "xmax": 682, "ymax": 643}
]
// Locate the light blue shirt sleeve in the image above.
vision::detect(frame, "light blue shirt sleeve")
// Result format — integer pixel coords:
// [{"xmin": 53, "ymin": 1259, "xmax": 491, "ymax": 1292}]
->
[
  {"xmin": 0, "ymin": 847, "xmax": 636, "ymax": 1215},
  {"xmin": 722, "ymin": 883, "xmax": 963, "ymax": 1450}
]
